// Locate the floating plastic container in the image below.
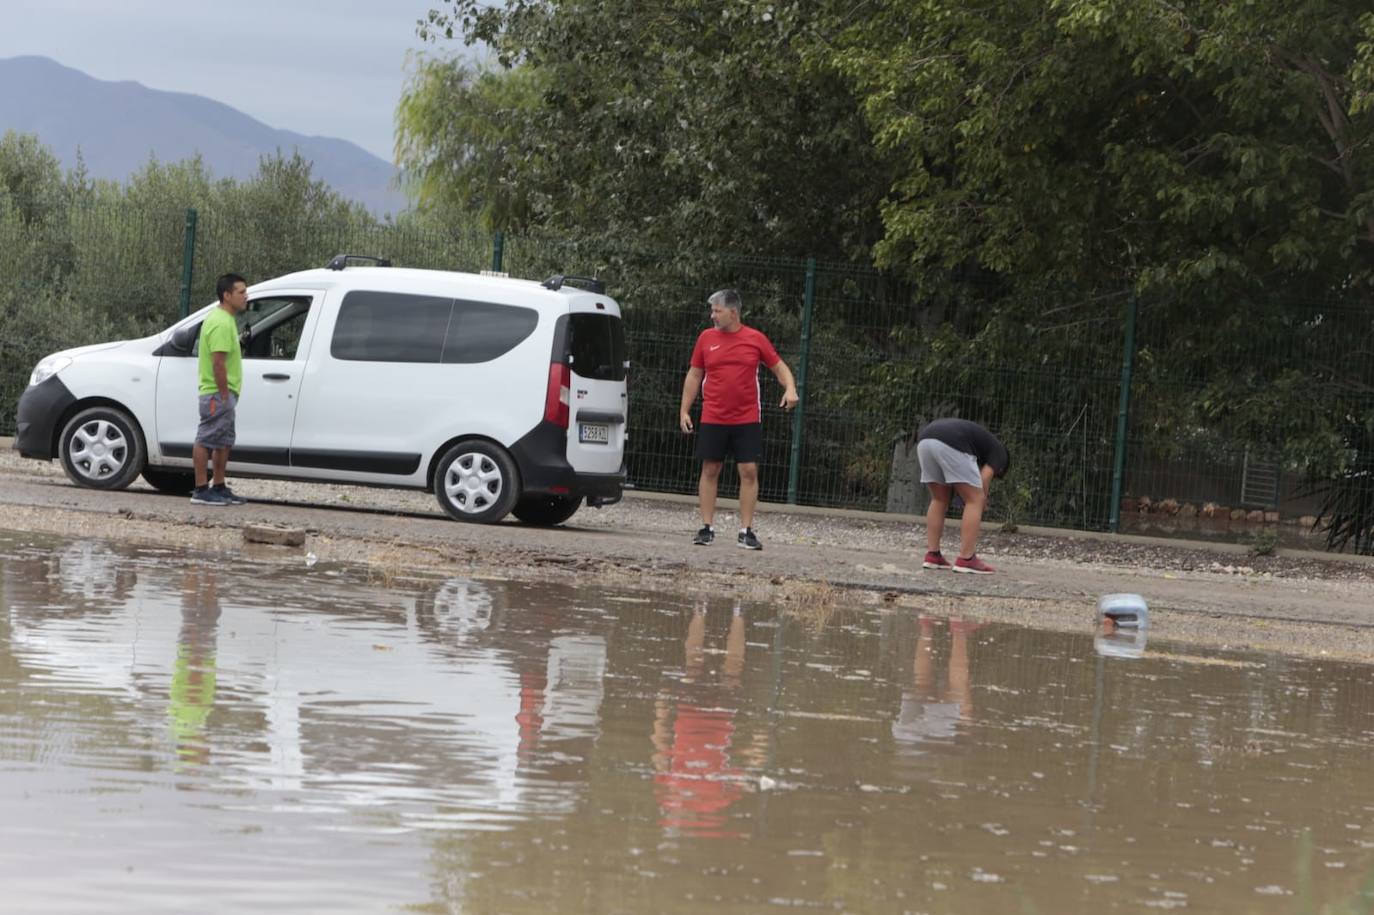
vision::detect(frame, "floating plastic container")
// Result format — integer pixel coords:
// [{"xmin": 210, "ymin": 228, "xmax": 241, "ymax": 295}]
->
[{"xmin": 1097, "ymin": 593, "xmax": 1149, "ymax": 629}]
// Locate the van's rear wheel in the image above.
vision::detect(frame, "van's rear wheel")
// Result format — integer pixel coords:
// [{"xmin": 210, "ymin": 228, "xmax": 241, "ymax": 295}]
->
[
  {"xmin": 512, "ymin": 494, "xmax": 581, "ymax": 526},
  {"xmin": 434, "ymin": 441, "xmax": 519, "ymax": 524},
  {"xmin": 142, "ymin": 467, "xmax": 197, "ymax": 495},
  {"xmin": 58, "ymin": 406, "xmax": 146, "ymax": 491}
]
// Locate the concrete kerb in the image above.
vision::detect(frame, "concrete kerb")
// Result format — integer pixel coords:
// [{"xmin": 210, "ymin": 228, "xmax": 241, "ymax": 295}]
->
[{"xmin": 623, "ymin": 488, "xmax": 1374, "ymax": 567}]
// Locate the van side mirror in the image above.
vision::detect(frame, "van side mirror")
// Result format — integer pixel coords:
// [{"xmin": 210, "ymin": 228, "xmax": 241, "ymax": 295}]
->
[
  {"xmin": 174, "ymin": 325, "xmax": 196, "ymax": 351},
  {"xmin": 154, "ymin": 322, "xmax": 201, "ymax": 357}
]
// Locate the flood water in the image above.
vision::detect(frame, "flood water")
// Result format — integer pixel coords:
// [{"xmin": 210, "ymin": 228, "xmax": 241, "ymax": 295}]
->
[{"xmin": 3, "ymin": 530, "xmax": 1373, "ymax": 914}]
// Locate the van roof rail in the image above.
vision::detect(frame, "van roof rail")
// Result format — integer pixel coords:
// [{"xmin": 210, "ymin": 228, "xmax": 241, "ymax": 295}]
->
[
  {"xmin": 327, "ymin": 254, "xmax": 392, "ymax": 271},
  {"xmin": 541, "ymin": 274, "xmax": 605, "ymax": 295}
]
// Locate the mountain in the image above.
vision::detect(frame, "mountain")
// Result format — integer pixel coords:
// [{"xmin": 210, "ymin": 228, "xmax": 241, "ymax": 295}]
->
[{"xmin": 0, "ymin": 55, "xmax": 405, "ymax": 215}]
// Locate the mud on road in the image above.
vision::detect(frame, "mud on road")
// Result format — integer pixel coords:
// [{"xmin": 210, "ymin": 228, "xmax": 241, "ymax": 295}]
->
[{"xmin": 4, "ymin": 441, "xmax": 1374, "ymax": 662}]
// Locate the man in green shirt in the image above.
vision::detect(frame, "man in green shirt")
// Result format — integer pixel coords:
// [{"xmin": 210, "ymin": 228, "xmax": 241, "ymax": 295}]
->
[{"xmin": 191, "ymin": 273, "xmax": 249, "ymax": 505}]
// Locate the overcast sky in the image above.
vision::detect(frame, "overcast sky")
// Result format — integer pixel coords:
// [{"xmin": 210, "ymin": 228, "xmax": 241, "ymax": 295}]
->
[{"xmin": 0, "ymin": 0, "xmax": 466, "ymax": 162}]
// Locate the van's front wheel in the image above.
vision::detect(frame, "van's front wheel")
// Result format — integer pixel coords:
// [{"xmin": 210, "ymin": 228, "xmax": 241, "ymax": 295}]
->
[
  {"xmin": 512, "ymin": 494, "xmax": 580, "ymax": 526},
  {"xmin": 434, "ymin": 441, "xmax": 520, "ymax": 523},
  {"xmin": 58, "ymin": 406, "xmax": 146, "ymax": 491}
]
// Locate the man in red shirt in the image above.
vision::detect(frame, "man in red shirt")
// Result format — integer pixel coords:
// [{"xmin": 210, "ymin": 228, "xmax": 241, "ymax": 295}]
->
[{"xmin": 678, "ymin": 289, "xmax": 798, "ymax": 549}]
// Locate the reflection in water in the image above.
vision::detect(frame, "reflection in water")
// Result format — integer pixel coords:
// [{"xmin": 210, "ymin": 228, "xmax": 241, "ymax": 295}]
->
[
  {"xmin": 424, "ymin": 577, "xmax": 493, "ymax": 634},
  {"xmin": 652, "ymin": 599, "xmax": 750, "ymax": 838},
  {"xmin": 893, "ymin": 616, "xmax": 977, "ymax": 754},
  {"xmin": 1096, "ymin": 617, "xmax": 1150, "ymax": 659},
  {"xmin": 516, "ymin": 632, "xmax": 607, "ymax": 767},
  {"xmin": 55, "ymin": 540, "xmax": 137, "ymax": 606},
  {"xmin": 169, "ymin": 567, "xmax": 221, "ymax": 766},
  {"xmin": 3, "ymin": 530, "xmax": 1374, "ymax": 914}
]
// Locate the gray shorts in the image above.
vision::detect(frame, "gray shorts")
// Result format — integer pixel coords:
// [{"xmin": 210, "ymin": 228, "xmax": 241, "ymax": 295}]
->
[
  {"xmin": 917, "ymin": 438, "xmax": 982, "ymax": 487},
  {"xmin": 195, "ymin": 392, "xmax": 237, "ymax": 449}
]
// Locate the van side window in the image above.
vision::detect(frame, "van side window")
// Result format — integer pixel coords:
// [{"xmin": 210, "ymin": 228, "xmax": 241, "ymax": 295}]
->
[
  {"xmin": 332, "ymin": 291, "xmax": 451, "ymax": 363},
  {"xmin": 441, "ymin": 300, "xmax": 539, "ymax": 364},
  {"xmin": 243, "ymin": 297, "xmax": 312, "ymax": 360},
  {"xmin": 568, "ymin": 313, "xmax": 627, "ymax": 381}
]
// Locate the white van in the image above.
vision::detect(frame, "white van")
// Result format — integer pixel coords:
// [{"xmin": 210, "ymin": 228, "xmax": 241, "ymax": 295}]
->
[{"xmin": 14, "ymin": 257, "xmax": 628, "ymax": 525}]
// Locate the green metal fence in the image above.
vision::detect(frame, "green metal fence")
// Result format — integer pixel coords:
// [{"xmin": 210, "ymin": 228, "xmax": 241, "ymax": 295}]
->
[{"xmin": 3, "ymin": 198, "xmax": 1371, "ymax": 545}]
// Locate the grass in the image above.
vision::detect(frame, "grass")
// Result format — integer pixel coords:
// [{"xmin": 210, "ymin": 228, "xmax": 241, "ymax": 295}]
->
[{"xmin": 1249, "ymin": 526, "xmax": 1280, "ymax": 557}]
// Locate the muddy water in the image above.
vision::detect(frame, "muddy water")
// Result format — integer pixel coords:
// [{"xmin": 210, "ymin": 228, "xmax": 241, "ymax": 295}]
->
[{"xmin": 2, "ymin": 531, "xmax": 1373, "ymax": 913}]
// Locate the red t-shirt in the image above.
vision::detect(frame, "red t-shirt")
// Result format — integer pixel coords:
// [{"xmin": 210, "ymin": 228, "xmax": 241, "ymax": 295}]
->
[{"xmin": 689, "ymin": 325, "xmax": 781, "ymax": 425}]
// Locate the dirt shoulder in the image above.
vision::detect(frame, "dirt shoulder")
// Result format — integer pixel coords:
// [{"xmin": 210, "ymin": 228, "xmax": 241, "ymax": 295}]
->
[{"xmin": 4, "ymin": 440, "xmax": 1374, "ymax": 663}]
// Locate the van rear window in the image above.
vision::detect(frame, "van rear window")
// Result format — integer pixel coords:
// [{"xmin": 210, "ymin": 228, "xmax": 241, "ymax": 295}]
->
[
  {"xmin": 569, "ymin": 313, "xmax": 626, "ymax": 381},
  {"xmin": 443, "ymin": 300, "xmax": 538, "ymax": 364}
]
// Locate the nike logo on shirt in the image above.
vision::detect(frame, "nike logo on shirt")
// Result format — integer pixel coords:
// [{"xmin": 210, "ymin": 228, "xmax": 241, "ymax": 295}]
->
[{"xmin": 710, "ymin": 344, "xmax": 721, "ymax": 350}]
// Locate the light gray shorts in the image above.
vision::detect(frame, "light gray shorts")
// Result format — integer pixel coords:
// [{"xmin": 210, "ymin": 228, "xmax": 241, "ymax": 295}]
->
[
  {"xmin": 195, "ymin": 392, "xmax": 237, "ymax": 449},
  {"xmin": 917, "ymin": 438, "xmax": 982, "ymax": 487}
]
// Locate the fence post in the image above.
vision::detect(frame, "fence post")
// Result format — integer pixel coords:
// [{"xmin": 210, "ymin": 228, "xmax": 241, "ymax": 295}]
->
[
  {"xmin": 491, "ymin": 231, "xmax": 505, "ymax": 273},
  {"xmin": 1108, "ymin": 292, "xmax": 1138, "ymax": 532},
  {"xmin": 786, "ymin": 257, "xmax": 817, "ymax": 505},
  {"xmin": 178, "ymin": 208, "xmax": 198, "ymax": 319}
]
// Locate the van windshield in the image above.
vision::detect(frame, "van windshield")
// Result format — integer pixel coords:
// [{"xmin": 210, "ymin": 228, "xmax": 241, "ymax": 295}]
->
[{"xmin": 568, "ymin": 313, "xmax": 627, "ymax": 381}]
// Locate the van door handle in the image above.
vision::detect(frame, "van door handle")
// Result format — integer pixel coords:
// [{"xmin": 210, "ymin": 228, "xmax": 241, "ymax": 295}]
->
[{"xmin": 262, "ymin": 372, "xmax": 291, "ymax": 381}]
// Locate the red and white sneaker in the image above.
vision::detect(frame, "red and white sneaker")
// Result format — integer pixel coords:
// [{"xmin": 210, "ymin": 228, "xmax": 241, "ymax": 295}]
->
[
  {"xmin": 922, "ymin": 550, "xmax": 952, "ymax": 570},
  {"xmin": 953, "ymin": 555, "xmax": 996, "ymax": 575}
]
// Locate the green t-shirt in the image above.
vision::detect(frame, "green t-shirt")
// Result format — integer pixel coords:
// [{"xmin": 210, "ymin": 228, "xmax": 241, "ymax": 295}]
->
[{"xmin": 198, "ymin": 306, "xmax": 242, "ymax": 396}]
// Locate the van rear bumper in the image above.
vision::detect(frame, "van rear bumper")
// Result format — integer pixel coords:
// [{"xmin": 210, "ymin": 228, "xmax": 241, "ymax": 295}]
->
[
  {"xmin": 571, "ymin": 470, "xmax": 626, "ymax": 507},
  {"xmin": 13, "ymin": 375, "xmax": 76, "ymax": 460},
  {"xmin": 510, "ymin": 419, "xmax": 625, "ymax": 505}
]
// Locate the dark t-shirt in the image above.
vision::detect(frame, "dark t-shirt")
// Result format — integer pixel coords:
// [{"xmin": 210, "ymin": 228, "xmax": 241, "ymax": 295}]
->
[{"xmin": 917, "ymin": 419, "xmax": 1011, "ymax": 477}]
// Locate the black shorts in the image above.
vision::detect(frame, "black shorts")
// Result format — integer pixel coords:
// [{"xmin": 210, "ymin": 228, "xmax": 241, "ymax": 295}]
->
[{"xmin": 695, "ymin": 422, "xmax": 763, "ymax": 464}]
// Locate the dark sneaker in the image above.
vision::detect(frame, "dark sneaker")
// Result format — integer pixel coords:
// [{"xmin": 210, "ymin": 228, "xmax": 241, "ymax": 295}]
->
[
  {"xmin": 953, "ymin": 554, "xmax": 996, "ymax": 575},
  {"xmin": 922, "ymin": 550, "xmax": 952, "ymax": 570},
  {"xmin": 737, "ymin": 528, "xmax": 763, "ymax": 551},
  {"xmin": 693, "ymin": 525, "xmax": 715, "ymax": 546},
  {"xmin": 213, "ymin": 484, "xmax": 247, "ymax": 505},
  {"xmin": 190, "ymin": 486, "xmax": 229, "ymax": 506}
]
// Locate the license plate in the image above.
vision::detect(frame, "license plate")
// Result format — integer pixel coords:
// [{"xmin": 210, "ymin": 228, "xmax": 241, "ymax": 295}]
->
[{"xmin": 579, "ymin": 423, "xmax": 610, "ymax": 444}]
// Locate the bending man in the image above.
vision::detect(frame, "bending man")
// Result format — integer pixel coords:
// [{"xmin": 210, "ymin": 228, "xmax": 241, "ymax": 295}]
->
[{"xmin": 917, "ymin": 418, "xmax": 1010, "ymax": 574}]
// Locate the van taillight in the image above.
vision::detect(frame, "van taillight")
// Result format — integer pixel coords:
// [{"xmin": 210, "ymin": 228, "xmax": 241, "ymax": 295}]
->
[{"xmin": 545, "ymin": 362, "xmax": 570, "ymax": 427}]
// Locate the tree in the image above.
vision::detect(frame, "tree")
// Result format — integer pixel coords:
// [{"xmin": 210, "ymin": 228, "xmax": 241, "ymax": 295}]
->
[
  {"xmin": 0, "ymin": 130, "xmax": 65, "ymax": 226},
  {"xmin": 404, "ymin": 0, "xmax": 890, "ymax": 260},
  {"xmin": 832, "ymin": 1, "xmax": 1374, "ymax": 295},
  {"xmin": 826, "ymin": 2, "xmax": 1374, "ymax": 546},
  {"xmin": 396, "ymin": 60, "xmax": 547, "ymax": 232}
]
